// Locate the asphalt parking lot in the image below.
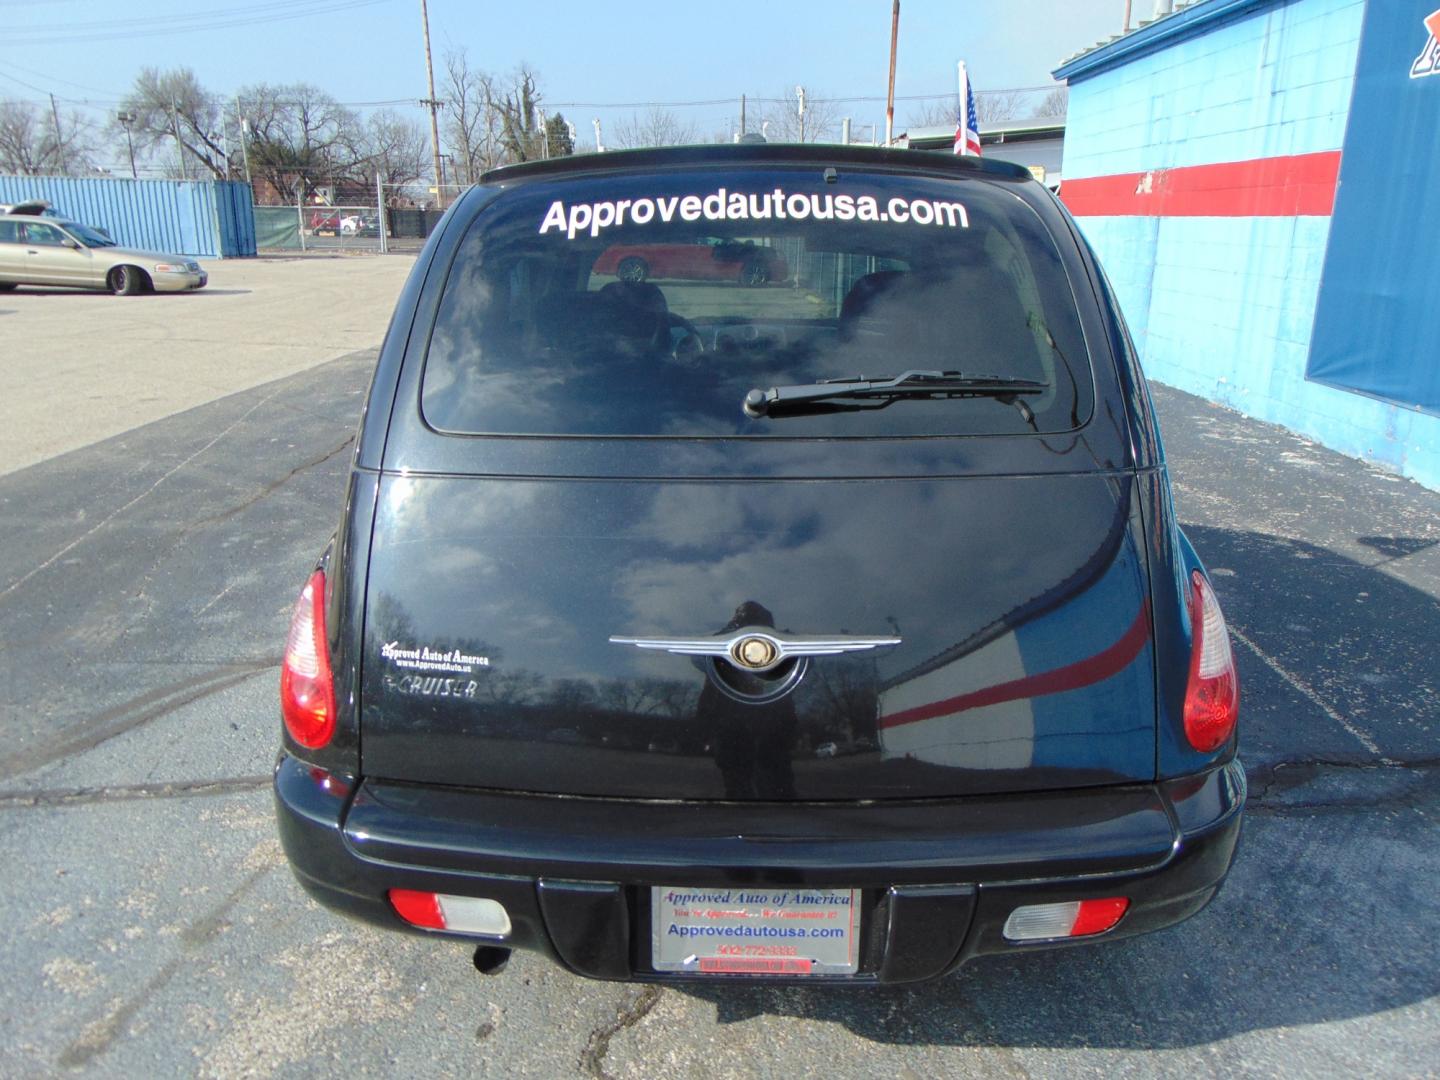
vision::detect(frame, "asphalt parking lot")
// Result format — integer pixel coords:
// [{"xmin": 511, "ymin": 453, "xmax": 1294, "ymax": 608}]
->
[{"xmin": 1, "ymin": 257, "xmax": 1437, "ymax": 1077}]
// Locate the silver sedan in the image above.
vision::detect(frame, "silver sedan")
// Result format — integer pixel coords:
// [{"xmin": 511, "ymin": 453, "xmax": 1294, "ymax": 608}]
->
[{"xmin": 0, "ymin": 209, "xmax": 207, "ymax": 295}]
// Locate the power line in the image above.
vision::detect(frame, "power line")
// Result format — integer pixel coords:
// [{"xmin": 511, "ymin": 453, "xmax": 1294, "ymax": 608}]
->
[
  {"xmin": 538, "ymin": 86, "xmax": 1060, "ymax": 111},
  {"xmin": 0, "ymin": 59, "xmax": 122, "ymax": 98},
  {"xmin": 5, "ymin": 0, "xmax": 393, "ymax": 46}
]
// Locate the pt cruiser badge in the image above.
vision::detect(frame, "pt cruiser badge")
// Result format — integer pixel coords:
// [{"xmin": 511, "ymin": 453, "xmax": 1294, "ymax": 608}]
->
[{"xmin": 608, "ymin": 628, "xmax": 902, "ymax": 674}]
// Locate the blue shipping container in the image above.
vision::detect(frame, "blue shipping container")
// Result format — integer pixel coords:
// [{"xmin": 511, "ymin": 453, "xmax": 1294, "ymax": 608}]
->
[{"xmin": 0, "ymin": 175, "xmax": 256, "ymax": 258}]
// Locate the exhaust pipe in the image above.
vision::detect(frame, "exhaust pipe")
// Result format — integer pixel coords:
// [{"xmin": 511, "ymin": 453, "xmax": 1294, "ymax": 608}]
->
[{"xmin": 473, "ymin": 945, "xmax": 511, "ymax": 975}]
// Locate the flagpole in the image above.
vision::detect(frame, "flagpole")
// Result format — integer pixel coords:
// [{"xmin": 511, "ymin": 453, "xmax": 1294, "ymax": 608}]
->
[
  {"xmin": 957, "ymin": 61, "xmax": 966, "ymax": 156},
  {"xmin": 885, "ymin": 1, "xmax": 900, "ymax": 146}
]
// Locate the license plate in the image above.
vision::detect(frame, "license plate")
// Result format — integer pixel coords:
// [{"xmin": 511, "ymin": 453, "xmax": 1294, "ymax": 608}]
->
[{"xmin": 651, "ymin": 886, "xmax": 861, "ymax": 975}]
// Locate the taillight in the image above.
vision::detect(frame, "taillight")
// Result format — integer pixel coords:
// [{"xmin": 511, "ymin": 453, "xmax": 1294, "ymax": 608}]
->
[
  {"xmin": 389, "ymin": 890, "xmax": 512, "ymax": 937},
  {"xmin": 1003, "ymin": 897, "xmax": 1130, "ymax": 941},
  {"xmin": 1183, "ymin": 570, "xmax": 1239, "ymax": 752},
  {"xmin": 280, "ymin": 569, "xmax": 336, "ymax": 749}
]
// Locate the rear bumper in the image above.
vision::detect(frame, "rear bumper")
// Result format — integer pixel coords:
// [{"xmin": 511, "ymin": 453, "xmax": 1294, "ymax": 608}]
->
[{"xmin": 274, "ymin": 753, "xmax": 1244, "ymax": 984}]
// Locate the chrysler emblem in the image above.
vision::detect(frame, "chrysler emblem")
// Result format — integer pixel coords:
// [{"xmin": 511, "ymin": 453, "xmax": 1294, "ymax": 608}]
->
[
  {"xmin": 733, "ymin": 635, "xmax": 779, "ymax": 670},
  {"xmin": 609, "ymin": 627, "xmax": 901, "ymax": 675}
]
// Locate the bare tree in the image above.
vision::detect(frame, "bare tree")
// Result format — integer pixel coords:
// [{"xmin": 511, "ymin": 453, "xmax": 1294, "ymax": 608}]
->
[
  {"xmin": 356, "ymin": 109, "xmax": 428, "ymax": 190},
  {"xmin": 238, "ymin": 82, "xmax": 363, "ymax": 199},
  {"xmin": 440, "ymin": 54, "xmax": 552, "ymax": 175},
  {"xmin": 902, "ymin": 97, "xmax": 959, "ymax": 131},
  {"xmin": 0, "ymin": 99, "xmax": 94, "ymax": 175},
  {"xmin": 118, "ymin": 67, "xmax": 228, "ymax": 178},
  {"xmin": 975, "ymin": 90, "xmax": 1026, "ymax": 125},
  {"xmin": 491, "ymin": 66, "xmax": 544, "ymax": 164},
  {"xmin": 1035, "ymin": 86, "xmax": 1069, "ymax": 118},
  {"xmin": 610, "ymin": 107, "xmax": 697, "ymax": 149},
  {"xmin": 903, "ymin": 84, "xmax": 1063, "ymax": 134},
  {"xmin": 758, "ymin": 88, "xmax": 841, "ymax": 143},
  {"xmin": 441, "ymin": 48, "xmax": 504, "ymax": 183}
]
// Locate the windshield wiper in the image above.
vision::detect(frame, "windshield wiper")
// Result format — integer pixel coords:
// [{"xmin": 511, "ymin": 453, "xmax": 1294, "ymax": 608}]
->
[{"xmin": 742, "ymin": 370, "xmax": 1048, "ymax": 420}]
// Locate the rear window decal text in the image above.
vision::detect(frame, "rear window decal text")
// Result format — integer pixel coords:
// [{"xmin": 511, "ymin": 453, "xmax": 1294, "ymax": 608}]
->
[{"xmin": 538, "ymin": 188, "xmax": 969, "ymax": 240}]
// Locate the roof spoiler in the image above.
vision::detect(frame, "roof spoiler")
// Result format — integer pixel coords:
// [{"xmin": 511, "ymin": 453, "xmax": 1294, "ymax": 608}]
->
[{"xmin": 481, "ymin": 143, "xmax": 1034, "ymax": 186}]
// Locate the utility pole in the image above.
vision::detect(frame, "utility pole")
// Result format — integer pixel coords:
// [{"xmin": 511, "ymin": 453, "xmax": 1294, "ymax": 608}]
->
[
  {"xmin": 1123, "ymin": 0, "xmax": 1133, "ymax": 30},
  {"xmin": 885, "ymin": 0, "xmax": 900, "ymax": 146},
  {"xmin": 170, "ymin": 99, "xmax": 186, "ymax": 179},
  {"xmin": 116, "ymin": 110, "xmax": 137, "ymax": 179},
  {"xmin": 49, "ymin": 94, "xmax": 68, "ymax": 174},
  {"xmin": 377, "ymin": 170, "xmax": 388, "ymax": 254},
  {"xmin": 740, "ymin": 94, "xmax": 747, "ymax": 137},
  {"xmin": 796, "ymin": 86, "xmax": 806, "ymax": 142},
  {"xmin": 235, "ymin": 97, "xmax": 251, "ymax": 184},
  {"xmin": 592, "ymin": 117, "xmax": 604, "ymax": 152},
  {"xmin": 418, "ymin": 0, "xmax": 445, "ymax": 208}
]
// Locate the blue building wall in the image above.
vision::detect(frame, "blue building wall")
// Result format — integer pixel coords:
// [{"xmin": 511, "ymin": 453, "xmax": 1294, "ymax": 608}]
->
[
  {"xmin": 1057, "ymin": 0, "xmax": 1440, "ymax": 490},
  {"xmin": 0, "ymin": 175, "xmax": 256, "ymax": 258}
]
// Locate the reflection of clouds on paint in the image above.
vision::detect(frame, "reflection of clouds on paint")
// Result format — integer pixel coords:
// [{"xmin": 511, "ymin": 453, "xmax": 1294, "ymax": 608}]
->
[
  {"xmin": 625, "ymin": 484, "xmax": 800, "ymax": 553},
  {"xmin": 614, "ymin": 479, "xmax": 1117, "ymax": 658},
  {"xmin": 365, "ymin": 474, "xmax": 1133, "ymax": 699}
]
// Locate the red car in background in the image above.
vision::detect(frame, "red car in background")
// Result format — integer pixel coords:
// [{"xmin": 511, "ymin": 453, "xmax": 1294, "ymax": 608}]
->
[{"xmin": 592, "ymin": 236, "xmax": 787, "ymax": 287}]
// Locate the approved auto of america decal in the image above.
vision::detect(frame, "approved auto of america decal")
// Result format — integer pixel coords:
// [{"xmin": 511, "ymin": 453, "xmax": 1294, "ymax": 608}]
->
[
  {"xmin": 1412, "ymin": 9, "xmax": 1440, "ymax": 78},
  {"xmin": 380, "ymin": 640, "xmax": 490, "ymax": 674}
]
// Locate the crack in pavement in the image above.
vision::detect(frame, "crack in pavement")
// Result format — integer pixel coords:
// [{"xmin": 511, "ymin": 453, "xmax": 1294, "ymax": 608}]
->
[
  {"xmin": 579, "ymin": 986, "xmax": 662, "ymax": 1080},
  {"xmin": 182, "ymin": 434, "xmax": 354, "ymax": 534},
  {"xmin": 0, "ymin": 774, "xmax": 271, "ymax": 810},
  {"xmin": 0, "ymin": 661, "xmax": 277, "ymax": 783},
  {"xmin": 1246, "ymin": 756, "xmax": 1440, "ymax": 813}
]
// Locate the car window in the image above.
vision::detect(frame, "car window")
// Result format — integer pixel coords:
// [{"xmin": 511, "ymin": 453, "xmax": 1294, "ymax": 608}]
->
[
  {"xmin": 22, "ymin": 222, "xmax": 66, "ymax": 246},
  {"xmin": 422, "ymin": 167, "xmax": 1094, "ymax": 438},
  {"xmin": 0, "ymin": 220, "xmax": 18, "ymax": 243},
  {"xmin": 63, "ymin": 221, "xmax": 116, "ymax": 247}
]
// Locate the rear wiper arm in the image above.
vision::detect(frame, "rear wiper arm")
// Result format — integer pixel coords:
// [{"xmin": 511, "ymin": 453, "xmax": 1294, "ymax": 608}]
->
[{"xmin": 742, "ymin": 370, "xmax": 1048, "ymax": 419}]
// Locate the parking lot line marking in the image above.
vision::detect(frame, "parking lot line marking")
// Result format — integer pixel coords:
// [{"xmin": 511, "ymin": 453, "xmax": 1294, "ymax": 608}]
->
[
  {"xmin": 1230, "ymin": 626, "xmax": 1395, "ymax": 764},
  {"xmin": 0, "ymin": 387, "xmax": 282, "ymax": 604}
]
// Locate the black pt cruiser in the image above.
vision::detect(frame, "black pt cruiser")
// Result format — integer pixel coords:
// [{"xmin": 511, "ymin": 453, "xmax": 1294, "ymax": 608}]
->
[{"xmin": 274, "ymin": 143, "xmax": 1243, "ymax": 983}]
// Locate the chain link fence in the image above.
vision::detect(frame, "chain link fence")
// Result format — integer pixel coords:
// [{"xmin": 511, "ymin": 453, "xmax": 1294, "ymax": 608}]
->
[{"xmin": 253, "ymin": 181, "xmax": 470, "ymax": 254}]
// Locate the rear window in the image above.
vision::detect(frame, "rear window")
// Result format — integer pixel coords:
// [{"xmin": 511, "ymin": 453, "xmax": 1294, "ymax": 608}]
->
[{"xmin": 421, "ymin": 166, "xmax": 1094, "ymax": 437}]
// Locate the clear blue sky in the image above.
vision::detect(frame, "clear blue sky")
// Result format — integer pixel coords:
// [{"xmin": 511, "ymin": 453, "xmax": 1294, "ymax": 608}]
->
[{"xmin": 1, "ymin": 0, "xmax": 1126, "ymax": 150}]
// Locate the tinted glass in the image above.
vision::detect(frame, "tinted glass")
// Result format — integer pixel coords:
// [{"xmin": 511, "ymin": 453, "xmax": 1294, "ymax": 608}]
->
[
  {"xmin": 0, "ymin": 221, "xmax": 18, "ymax": 243},
  {"xmin": 422, "ymin": 167, "xmax": 1093, "ymax": 437}
]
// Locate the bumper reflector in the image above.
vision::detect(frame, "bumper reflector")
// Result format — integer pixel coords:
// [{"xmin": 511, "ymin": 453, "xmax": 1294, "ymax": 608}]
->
[
  {"xmin": 1003, "ymin": 897, "xmax": 1130, "ymax": 942},
  {"xmin": 389, "ymin": 889, "xmax": 512, "ymax": 938}
]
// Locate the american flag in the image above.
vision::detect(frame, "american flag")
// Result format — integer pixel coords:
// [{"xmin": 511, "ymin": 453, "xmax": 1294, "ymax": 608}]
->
[{"xmin": 954, "ymin": 62, "xmax": 982, "ymax": 157}]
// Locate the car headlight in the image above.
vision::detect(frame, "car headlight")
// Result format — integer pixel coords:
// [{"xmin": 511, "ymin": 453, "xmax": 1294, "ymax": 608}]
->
[{"xmin": 153, "ymin": 262, "xmax": 185, "ymax": 273}]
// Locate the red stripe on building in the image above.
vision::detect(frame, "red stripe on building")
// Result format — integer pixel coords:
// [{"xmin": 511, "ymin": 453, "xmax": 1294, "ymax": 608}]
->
[
  {"xmin": 878, "ymin": 601, "xmax": 1152, "ymax": 731},
  {"xmin": 1061, "ymin": 151, "xmax": 1341, "ymax": 218}
]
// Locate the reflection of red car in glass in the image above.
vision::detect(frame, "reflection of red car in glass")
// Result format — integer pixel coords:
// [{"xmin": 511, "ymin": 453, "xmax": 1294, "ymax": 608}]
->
[{"xmin": 592, "ymin": 237, "xmax": 787, "ymax": 287}]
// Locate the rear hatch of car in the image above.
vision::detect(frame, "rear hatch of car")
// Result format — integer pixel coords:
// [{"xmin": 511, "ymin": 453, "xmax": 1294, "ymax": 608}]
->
[{"xmin": 357, "ymin": 157, "xmax": 1156, "ymax": 801}]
